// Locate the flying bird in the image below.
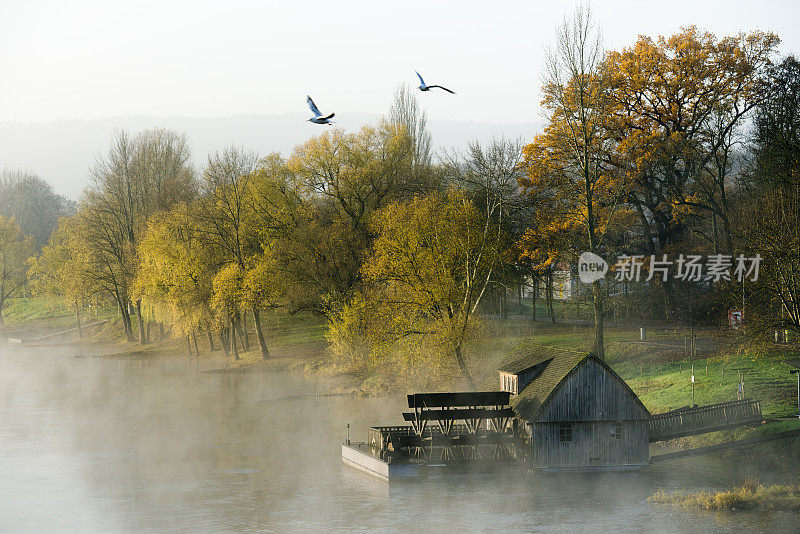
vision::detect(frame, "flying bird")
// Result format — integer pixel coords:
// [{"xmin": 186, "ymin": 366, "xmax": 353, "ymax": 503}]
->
[
  {"xmin": 306, "ymin": 95, "xmax": 335, "ymax": 125},
  {"xmin": 415, "ymin": 71, "xmax": 455, "ymax": 94}
]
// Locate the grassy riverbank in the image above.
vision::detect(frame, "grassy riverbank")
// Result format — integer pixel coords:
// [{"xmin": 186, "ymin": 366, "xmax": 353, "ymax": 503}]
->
[{"xmin": 8, "ymin": 300, "xmax": 800, "ymax": 415}]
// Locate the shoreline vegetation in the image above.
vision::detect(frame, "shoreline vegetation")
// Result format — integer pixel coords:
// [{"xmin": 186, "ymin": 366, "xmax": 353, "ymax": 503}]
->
[
  {"xmin": 649, "ymin": 482, "xmax": 800, "ymax": 512},
  {"xmin": 5, "ymin": 298, "xmax": 800, "ymax": 405}
]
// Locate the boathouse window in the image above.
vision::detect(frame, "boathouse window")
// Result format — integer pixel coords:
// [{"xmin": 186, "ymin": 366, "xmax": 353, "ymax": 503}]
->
[
  {"xmin": 559, "ymin": 423, "xmax": 573, "ymax": 443},
  {"xmin": 500, "ymin": 373, "xmax": 517, "ymax": 394},
  {"xmin": 610, "ymin": 422, "xmax": 623, "ymax": 441}
]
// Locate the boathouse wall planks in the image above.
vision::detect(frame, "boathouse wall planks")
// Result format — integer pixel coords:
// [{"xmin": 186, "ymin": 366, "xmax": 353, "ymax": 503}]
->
[{"xmin": 498, "ymin": 351, "xmax": 651, "ymax": 469}]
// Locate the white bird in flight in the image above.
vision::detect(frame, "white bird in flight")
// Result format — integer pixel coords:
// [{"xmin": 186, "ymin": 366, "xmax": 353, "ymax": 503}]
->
[
  {"xmin": 415, "ymin": 71, "xmax": 455, "ymax": 94},
  {"xmin": 306, "ymin": 95, "xmax": 335, "ymax": 125}
]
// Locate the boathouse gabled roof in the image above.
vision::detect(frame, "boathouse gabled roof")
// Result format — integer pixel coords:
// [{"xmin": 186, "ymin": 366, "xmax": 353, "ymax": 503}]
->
[
  {"xmin": 493, "ymin": 342, "xmax": 649, "ymax": 421},
  {"xmin": 496, "ymin": 349, "xmax": 554, "ymax": 376},
  {"xmin": 502, "ymin": 345, "xmax": 587, "ymax": 420}
]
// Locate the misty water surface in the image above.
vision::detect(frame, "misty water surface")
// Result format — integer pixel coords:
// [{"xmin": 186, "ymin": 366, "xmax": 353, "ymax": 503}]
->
[{"xmin": 1, "ymin": 344, "xmax": 800, "ymax": 533}]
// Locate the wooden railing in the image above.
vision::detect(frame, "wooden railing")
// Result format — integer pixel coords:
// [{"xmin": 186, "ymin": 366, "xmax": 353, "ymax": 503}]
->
[
  {"xmin": 649, "ymin": 399, "xmax": 762, "ymax": 442},
  {"xmin": 369, "ymin": 426, "xmax": 414, "ymax": 453},
  {"xmin": 404, "ymin": 391, "xmax": 513, "ymax": 436}
]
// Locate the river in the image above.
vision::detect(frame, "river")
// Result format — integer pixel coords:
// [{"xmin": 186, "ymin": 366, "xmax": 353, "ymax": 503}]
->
[{"xmin": 1, "ymin": 343, "xmax": 799, "ymax": 533}]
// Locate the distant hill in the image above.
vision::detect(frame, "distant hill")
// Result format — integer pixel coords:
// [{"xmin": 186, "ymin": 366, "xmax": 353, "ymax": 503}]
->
[{"xmin": 0, "ymin": 114, "xmax": 540, "ymax": 200}]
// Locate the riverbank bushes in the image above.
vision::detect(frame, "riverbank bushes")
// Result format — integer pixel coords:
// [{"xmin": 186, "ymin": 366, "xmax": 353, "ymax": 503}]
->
[{"xmin": 649, "ymin": 482, "xmax": 800, "ymax": 511}]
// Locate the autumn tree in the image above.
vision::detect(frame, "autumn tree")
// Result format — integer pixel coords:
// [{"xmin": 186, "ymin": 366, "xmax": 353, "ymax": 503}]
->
[
  {"xmin": 279, "ymin": 123, "xmax": 421, "ymax": 317},
  {"xmin": 194, "ymin": 147, "xmax": 265, "ymax": 356},
  {"xmin": 243, "ymin": 154, "xmax": 302, "ymax": 357},
  {"xmin": 83, "ymin": 129, "xmax": 195, "ymax": 342},
  {"xmin": 349, "ymin": 191, "xmax": 498, "ymax": 389},
  {"xmin": 605, "ymin": 27, "xmax": 779, "ymax": 255},
  {"xmin": 520, "ymin": 7, "xmax": 619, "ymax": 357},
  {"xmin": 135, "ymin": 203, "xmax": 218, "ymax": 351},
  {"xmin": 28, "ymin": 217, "xmax": 94, "ymax": 336},
  {"xmin": 0, "ymin": 216, "xmax": 35, "ymax": 326}
]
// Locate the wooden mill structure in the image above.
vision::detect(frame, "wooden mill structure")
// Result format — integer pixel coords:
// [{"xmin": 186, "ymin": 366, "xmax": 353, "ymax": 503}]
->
[
  {"xmin": 369, "ymin": 392, "xmax": 518, "ymax": 464},
  {"xmin": 345, "ymin": 342, "xmax": 769, "ymax": 478}
]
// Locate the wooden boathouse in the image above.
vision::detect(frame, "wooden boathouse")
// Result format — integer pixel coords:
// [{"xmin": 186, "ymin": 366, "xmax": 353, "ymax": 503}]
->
[
  {"xmin": 343, "ymin": 343, "xmax": 768, "ymax": 478},
  {"xmin": 496, "ymin": 346, "xmax": 650, "ymax": 469}
]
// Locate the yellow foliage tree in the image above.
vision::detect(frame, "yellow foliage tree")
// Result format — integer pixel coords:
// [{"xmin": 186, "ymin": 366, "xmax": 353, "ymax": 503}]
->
[
  {"xmin": 347, "ymin": 190, "xmax": 498, "ymax": 389},
  {"xmin": 28, "ymin": 216, "xmax": 93, "ymax": 335},
  {"xmin": 0, "ymin": 216, "xmax": 34, "ymax": 326},
  {"xmin": 135, "ymin": 203, "xmax": 216, "ymax": 350}
]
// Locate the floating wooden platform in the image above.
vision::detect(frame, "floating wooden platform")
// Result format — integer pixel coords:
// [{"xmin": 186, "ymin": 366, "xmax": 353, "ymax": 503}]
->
[
  {"xmin": 341, "ymin": 443, "xmax": 422, "ymax": 480},
  {"xmin": 342, "ymin": 442, "xmax": 522, "ymax": 480}
]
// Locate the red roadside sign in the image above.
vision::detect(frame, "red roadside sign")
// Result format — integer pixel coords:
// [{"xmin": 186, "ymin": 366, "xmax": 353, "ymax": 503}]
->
[{"xmin": 729, "ymin": 309, "xmax": 744, "ymax": 330}]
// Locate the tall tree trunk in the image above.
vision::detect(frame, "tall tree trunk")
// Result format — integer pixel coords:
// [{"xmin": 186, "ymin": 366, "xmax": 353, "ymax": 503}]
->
[
  {"xmin": 252, "ymin": 305, "xmax": 270, "ymax": 359},
  {"xmin": 531, "ymin": 276, "xmax": 537, "ymax": 322},
  {"xmin": 721, "ymin": 212, "xmax": 734, "ymax": 255},
  {"xmin": 119, "ymin": 300, "xmax": 126, "ymax": 339},
  {"xmin": 230, "ymin": 317, "xmax": 240, "ymax": 360},
  {"xmin": 120, "ymin": 300, "xmax": 134, "ymax": 342},
  {"xmin": 207, "ymin": 331, "xmax": 216, "ymax": 351},
  {"xmin": 712, "ymin": 212, "xmax": 720, "ymax": 255},
  {"xmin": 233, "ymin": 313, "xmax": 247, "ymax": 351},
  {"xmin": 75, "ymin": 298, "xmax": 83, "ymax": 339},
  {"xmin": 517, "ymin": 282, "xmax": 523, "ymax": 316},
  {"xmin": 546, "ymin": 271, "xmax": 555, "ymax": 323},
  {"xmin": 145, "ymin": 321, "xmax": 151, "ymax": 344},
  {"xmin": 192, "ymin": 330, "xmax": 200, "ymax": 357},
  {"xmin": 240, "ymin": 312, "xmax": 250, "ymax": 351},
  {"xmin": 501, "ymin": 287, "xmax": 508, "ymax": 319},
  {"xmin": 186, "ymin": 335, "xmax": 193, "ymax": 358},
  {"xmin": 592, "ymin": 279, "xmax": 605, "ymax": 359},
  {"xmin": 587, "ymin": 193, "xmax": 605, "ymax": 358},
  {"xmin": 219, "ymin": 328, "xmax": 230, "ymax": 358},
  {"xmin": 454, "ymin": 345, "xmax": 476, "ymax": 391},
  {"xmin": 135, "ymin": 299, "xmax": 146, "ymax": 345}
]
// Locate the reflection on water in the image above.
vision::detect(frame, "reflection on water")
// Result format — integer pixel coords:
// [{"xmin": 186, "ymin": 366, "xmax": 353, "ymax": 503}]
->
[{"xmin": 1, "ymin": 344, "xmax": 799, "ymax": 533}]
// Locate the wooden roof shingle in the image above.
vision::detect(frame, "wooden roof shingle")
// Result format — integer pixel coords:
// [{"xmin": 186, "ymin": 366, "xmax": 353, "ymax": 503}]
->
[{"xmin": 509, "ymin": 349, "xmax": 589, "ymax": 421}]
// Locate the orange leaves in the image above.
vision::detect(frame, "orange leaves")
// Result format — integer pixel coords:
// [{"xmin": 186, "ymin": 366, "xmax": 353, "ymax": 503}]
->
[
  {"xmin": 519, "ymin": 25, "xmax": 779, "ymax": 265},
  {"xmin": 606, "ymin": 26, "xmax": 779, "ymax": 145}
]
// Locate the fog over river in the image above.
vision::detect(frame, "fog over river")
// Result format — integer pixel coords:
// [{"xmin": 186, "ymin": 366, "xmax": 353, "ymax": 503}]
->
[{"xmin": 1, "ymin": 344, "xmax": 799, "ymax": 533}]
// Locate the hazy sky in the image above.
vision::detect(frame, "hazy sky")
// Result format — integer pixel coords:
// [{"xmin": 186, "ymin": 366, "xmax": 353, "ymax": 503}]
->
[{"xmin": 2, "ymin": 0, "xmax": 800, "ymax": 125}]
